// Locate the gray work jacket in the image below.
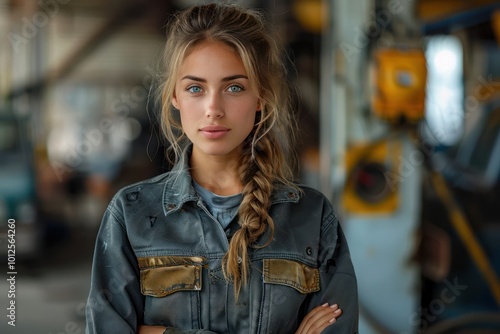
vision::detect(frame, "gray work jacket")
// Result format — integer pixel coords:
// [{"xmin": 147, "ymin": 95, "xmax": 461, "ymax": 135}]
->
[{"xmin": 85, "ymin": 153, "xmax": 359, "ymax": 334}]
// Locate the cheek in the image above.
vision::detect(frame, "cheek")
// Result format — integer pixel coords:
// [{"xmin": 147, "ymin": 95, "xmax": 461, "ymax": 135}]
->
[
  {"xmin": 243, "ymin": 111, "xmax": 257, "ymax": 132},
  {"xmin": 179, "ymin": 110, "xmax": 195, "ymax": 131}
]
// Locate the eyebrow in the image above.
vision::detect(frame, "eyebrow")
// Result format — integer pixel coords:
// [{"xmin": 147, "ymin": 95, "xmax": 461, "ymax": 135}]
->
[{"xmin": 181, "ymin": 74, "xmax": 248, "ymax": 82}]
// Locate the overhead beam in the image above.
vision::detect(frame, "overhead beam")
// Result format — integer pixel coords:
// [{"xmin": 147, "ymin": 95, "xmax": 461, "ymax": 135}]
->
[
  {"xmin": 417, "ymin": 0, "xmax": 500, "ymax": 21},
  {"xmin": 6, "ymin": 0, "xmax": 149, "ymax": 99}
]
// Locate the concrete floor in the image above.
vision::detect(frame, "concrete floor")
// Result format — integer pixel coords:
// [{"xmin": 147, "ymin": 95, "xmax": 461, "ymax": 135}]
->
[{"xmin": 0, "ymin": 228, "xmax": 95, "ymax": 334}]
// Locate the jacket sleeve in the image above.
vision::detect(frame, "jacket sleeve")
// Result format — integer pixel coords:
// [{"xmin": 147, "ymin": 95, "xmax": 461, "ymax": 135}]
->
[
  {"xmin": 85, "ymin": 203, "xmax": 144, "ymax": 334},
  {"xmin": 304, "ymin": 210, "xmax": 359, "ymax": 333}
]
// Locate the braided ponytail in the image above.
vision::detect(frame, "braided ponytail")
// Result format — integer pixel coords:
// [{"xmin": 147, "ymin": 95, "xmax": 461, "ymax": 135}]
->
[{"xmin": 223, "ymin": 133, "xmax": 278, "ymax": 297}]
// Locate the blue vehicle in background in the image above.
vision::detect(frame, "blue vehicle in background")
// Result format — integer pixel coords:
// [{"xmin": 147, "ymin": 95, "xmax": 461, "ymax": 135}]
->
[{"xmin": 0, "ymin": 110, "xmax": 40, "ymax": 260}]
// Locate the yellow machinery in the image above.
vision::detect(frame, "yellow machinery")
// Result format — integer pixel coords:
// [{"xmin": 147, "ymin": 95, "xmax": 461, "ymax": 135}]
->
[
  {"xmin": 371, "ymin": 48, "xmax": 427, "ymax": 124},
  {"xmin": 343, "ymin": 46, "xmax": 426, "ymax": 215},
  {"xmin": 342, "ymin": 138, "xmax": 402, "ymax": 214}
]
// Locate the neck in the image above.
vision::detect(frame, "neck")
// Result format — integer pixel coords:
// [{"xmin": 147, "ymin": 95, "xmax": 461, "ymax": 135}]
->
[{"xmin": 190, "ymin": 153, "xmax": 242, "ymax": 196}]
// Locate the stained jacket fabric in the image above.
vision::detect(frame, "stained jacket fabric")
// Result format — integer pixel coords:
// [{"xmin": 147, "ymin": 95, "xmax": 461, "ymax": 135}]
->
[{"xmin": 85, "ymin": 151, "xmax": 359, "ymax": 334}]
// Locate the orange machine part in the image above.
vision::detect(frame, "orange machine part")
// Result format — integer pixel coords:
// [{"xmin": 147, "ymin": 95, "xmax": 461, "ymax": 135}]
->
[{"xmin": 372, "ymin": 48, "xmax": 427, "ymax": 124}]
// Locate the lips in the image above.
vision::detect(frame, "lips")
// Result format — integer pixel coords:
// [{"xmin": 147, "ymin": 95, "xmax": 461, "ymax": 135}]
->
[{"xmin": 200, "ymin": 125, "xmax": 230, "ymax": 139}]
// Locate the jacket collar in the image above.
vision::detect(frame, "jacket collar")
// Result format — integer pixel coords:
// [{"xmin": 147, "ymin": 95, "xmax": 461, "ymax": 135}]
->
[
  {"xmin": 162, "ymin": 145, "xmax": 301, "ymax": 216},
  {"xmin": 162, "ymin": 146, "xmax": 198, "ymax": 216}
]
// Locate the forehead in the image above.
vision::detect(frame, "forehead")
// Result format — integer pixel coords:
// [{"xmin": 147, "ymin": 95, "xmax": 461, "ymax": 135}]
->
[
  {"xmin": 186, "ymin": 40, "xmax": 237, "ymax": 57},
  {"xmin": 179, "ymin": 40, "xmax": 247, "ymax": 74}
]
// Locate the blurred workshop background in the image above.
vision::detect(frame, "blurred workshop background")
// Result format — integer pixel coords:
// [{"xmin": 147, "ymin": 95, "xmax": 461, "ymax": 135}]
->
[{"xmin": 1, "ymin": 0, "xmax": 500, "ymax": 333}]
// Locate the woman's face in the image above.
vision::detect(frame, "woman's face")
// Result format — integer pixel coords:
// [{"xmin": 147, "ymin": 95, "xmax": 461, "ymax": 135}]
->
[{"xmin": 172, "ymin": 41, "xmax": 260, "ymax": 162}]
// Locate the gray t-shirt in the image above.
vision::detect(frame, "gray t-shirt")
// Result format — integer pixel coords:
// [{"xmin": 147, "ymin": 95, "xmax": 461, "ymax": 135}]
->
[{"xmin": 192, "ymin": 180, "xmax": 242, "ymax": 229}]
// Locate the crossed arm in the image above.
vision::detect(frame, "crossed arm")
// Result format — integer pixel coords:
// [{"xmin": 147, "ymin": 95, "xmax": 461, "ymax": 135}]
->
[{"xmin": 138, "ymin": 303, "xmax": 343, "ymax": 334}]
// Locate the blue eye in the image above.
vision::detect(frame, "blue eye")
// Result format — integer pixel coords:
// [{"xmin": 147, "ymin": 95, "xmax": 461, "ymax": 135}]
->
[
  {"xmin": 227, "ymin": 85, "xmax": 243, "ymax": 93},
  {"xmin": 187, "ymin": 86, "xmax": 202, "ymax": 94}
]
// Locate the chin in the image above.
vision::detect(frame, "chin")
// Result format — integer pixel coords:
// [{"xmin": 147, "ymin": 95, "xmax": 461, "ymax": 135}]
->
[{"xmin": 198, "ymin": 145, "xmax": 240, "ymax": 158}]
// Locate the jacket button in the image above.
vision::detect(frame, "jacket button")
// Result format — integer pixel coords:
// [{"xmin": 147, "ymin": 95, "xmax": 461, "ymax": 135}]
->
[
  {"xmin": 306, "ymin": 247, "xmax": 313, "ymax": 256},
  {"xmin": 167, "ymin": 204, "xmax": 177, "ymax": 210}
]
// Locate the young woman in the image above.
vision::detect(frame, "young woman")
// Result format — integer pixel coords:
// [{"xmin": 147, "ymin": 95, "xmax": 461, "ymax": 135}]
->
[{"xmin": 85, "ymin": 3, "xmax": 358, "ymax": 334}]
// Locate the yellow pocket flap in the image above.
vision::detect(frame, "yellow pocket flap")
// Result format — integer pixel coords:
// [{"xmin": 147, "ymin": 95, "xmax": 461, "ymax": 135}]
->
[
  {"xmin": 138, "ymin": 256, "xmax": 204, "ymax": 297},
  {"xmin": 263, "ymin": 258, "xmax": 320, "ymax": 294}
]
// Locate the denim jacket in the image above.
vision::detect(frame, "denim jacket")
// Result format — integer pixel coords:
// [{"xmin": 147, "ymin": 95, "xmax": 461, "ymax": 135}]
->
[{"xmin": 85, "ymin": 151, "xmax": 359, "ymax": 334}]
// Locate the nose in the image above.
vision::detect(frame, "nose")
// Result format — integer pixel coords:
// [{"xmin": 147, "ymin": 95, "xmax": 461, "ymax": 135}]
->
[{"xmin": 206, "ymin": 92, "xmax": 224, "ymax": 119}]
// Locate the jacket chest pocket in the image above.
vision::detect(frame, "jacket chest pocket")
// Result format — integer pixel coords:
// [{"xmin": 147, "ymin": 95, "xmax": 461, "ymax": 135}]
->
[
  {"xmin": 260, "ymin": 259, "xmax": 320, "ymax": 334},
  {"xmin": 138, "ymin": 255, "xmax": 206, "ymax": 328}
]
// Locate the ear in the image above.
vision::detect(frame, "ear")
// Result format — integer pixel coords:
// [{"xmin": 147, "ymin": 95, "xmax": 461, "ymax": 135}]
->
[
  {"xmin": 172, "ymin": 94, "xmax": 179, "ymax": 109},
  {"xmin": 257, "ymin": 99, "xmax": 264, "ymax": 111}
]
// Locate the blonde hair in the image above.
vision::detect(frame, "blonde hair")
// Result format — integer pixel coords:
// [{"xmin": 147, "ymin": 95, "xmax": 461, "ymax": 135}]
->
[{"xmin": 159, "ymin": 3, "xmax": 299, "ymax": 298}]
